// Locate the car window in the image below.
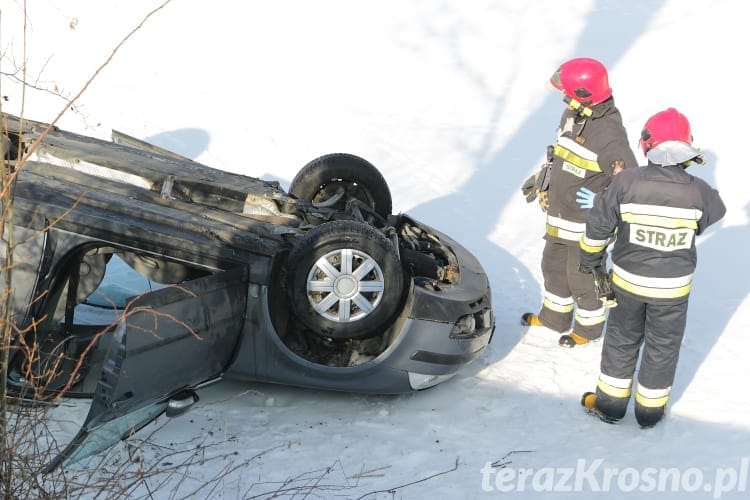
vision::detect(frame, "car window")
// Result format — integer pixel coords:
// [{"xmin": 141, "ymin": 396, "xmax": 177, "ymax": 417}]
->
[
  {"xmin": 49, "ymin": 400, "xmax": 168, "ymax": 471},
  {"xmin": 84, "ymin": 254, "xmax": 166, "ymax": 309}
]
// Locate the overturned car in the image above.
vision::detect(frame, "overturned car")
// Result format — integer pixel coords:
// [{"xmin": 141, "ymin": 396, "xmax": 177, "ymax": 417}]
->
[{"xmin": 1, "ymin": 113, "xmax": 494, "ymax": 470}]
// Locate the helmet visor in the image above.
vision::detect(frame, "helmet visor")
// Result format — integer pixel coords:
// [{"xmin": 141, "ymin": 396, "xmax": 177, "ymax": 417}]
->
[
  {"xmin": 549, "ymin": 67, "xmax": 564, "ymax": 92},
  {"xmin": 646, "ymin": 141, "xmax": 702, "ymax": 166}
]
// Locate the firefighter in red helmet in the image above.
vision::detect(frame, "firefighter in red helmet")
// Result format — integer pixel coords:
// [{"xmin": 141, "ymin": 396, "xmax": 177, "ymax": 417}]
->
[
  {"xmin": 580, "ymin": 108, "xmax": 726, "ymax": 427},
  {"xmin": 521, "ymin": 57, "xmax": 637, "ymax": 347}
]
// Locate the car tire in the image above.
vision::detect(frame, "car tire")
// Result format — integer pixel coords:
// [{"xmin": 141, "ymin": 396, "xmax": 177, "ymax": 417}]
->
[
  {"xmin": 289, "ymin": 153, "xmax": 392, "ymax": 220},
  {"xmin": 286, "ymin": 220, "xmax": 404, "ymax": 340}
]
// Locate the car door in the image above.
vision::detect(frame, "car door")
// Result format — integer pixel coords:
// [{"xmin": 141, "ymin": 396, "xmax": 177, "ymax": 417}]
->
[{"xmin": 43, "ymin": 264, "xmax": 248, "ymax": 472}]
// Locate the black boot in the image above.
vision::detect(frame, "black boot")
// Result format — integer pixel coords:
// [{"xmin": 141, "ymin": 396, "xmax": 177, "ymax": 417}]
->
[
  {"xmin": 560, "ymin": 332, "xmax": 589, "ymax": 348},
  {"xmin": 581, "ymin": 392, "xmax": 622, "ymax": 424},
  {"xmin": 635, "ymin": 404, "xmax": 665, "ymax": 429},
  {"xmin": 521, "ymin": 312, "xmax": 544, "ymax": 326}
]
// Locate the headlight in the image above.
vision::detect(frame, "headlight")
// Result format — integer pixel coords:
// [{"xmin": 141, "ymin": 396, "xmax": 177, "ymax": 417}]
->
[
  {"xmin": 451, "ymin": 314, "xmax": 475, "ymax": 335},
  {"xmin": 450, "ymin": 308, "xmax": 493, "ymax": 338}
]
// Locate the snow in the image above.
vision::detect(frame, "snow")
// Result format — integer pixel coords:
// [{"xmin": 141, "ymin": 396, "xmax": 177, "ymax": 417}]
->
[{"xmin": 2, "ymin": 0, "xmax": 750, "ymax": 497}]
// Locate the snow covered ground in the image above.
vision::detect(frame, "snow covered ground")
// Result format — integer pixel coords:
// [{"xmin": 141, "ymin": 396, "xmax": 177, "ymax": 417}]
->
[{"xmin": 2, "ymin": 0, "xmax": 749, "ymax": 497}]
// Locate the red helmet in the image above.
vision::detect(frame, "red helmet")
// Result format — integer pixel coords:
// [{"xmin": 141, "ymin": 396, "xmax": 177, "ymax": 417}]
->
[
  {"xmin": 639, "ymin": 108, "xmax": 701, "ymax": 165},
  {"xmin": 549, "ymin": 57, "xmax": 612, "ymax": 106}
]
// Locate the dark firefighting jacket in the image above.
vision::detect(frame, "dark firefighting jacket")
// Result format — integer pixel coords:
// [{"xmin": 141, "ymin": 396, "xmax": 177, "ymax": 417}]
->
[
  {"xmin": 546, "ymin": 97, "xmax": 638, "ymax": 245},
  {"xmin": 580, "ymin": 162, "xmax": 726, "ymax": 302}
]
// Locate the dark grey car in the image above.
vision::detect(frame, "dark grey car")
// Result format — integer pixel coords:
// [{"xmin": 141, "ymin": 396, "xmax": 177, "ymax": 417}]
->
[{"xmin": 1, "ymin": 113, "xmax": 494, "ymax": 471}]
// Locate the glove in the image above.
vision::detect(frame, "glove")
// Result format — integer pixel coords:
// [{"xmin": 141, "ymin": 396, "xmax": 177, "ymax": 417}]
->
[
  {"xmin": 576, "ymin": 187, "xmax": 596, "ymax": 209},
  {"xmin": 537, "ymin": 190, "xmax": 548, "ymax": 212},
  {"xmin": 521, "ymin": 172, "xmax": 550, "ymax": 212},
  {"xmin": 522, "ymin": 173, "xmax": 539, "ymax": 202},
  {"xmin": 522, "ymin": 162, "xmax": 552, "ymax": 208},
  {"xmin": 592, "ymin": 266, "xmax": 617, "ymax": 308},
  {"xmin": 612, "ymin": 159, "xmax": 625, "ymax": 175},
  {"xmin": 578, "ymin": 251, "xmax": 601, "ymax": 274}
]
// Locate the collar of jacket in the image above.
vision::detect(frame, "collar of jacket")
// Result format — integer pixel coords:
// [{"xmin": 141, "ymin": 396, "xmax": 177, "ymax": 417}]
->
[
  {"xmin": 645, "ymin": 161, "xmax": 694, "ymax": 180},
  {"xmin": 588, "ymin": 96, "xmax": 616, "ymax": 119},
  {"xmin": 564, "ymin": 96, "xmax": 615, "ymax": 124}
]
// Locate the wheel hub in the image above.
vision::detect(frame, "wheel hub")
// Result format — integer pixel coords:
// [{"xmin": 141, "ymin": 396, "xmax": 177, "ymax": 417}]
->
[{"xmin": 334, "ymin": 275, "xmax": 358, "ymax": 298}]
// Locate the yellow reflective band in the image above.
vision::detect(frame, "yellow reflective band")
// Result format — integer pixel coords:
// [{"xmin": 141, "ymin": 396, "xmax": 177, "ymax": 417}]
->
[
  {"xmin": 557, "ymin": 136, "xmax": 598, "ymax": 161},
  {"xmin": 542, "ymin": 299, "xmax": 575, "ymax": 313},
  {"xmin": 575, "ymin": 314, "xmax": 606, "ymax": 326},
  {"xmin": 612, "ymin": 271, "xmax": 692, "ymax": 299},
  {"xmin": 553, "ymin": 144, "xmax": 601, "ymax": 172},
  {"xmin": 613, "ymin": 264, "xmax": 693, "ymax": 288},
  {"xmin": 575, "ymin": 307, "xmax": 607, "ymax": 326},
  {"xmin": 542, "ymin": 291, "xmax": 575, "ymax": 314},
  {"xmin": 621, "ymin": 212, "xmax": 699, "ymax": 230},
  {"xmin": 580, "ymin": 237, "xmax": 607, "ymax": 253},
  {"xmin": 546, "ymin": 224, "xmax": 583, "ymax": 242},
  {"xmin": 547, "ymin": 215, "xmax": 587, "ymax": 231},
  {"xmin": 547, "ymin": 216, "xmax": 586, "ymax": 241},
  {"xmin": 597, "ymin": 379, "xmax": 632, "ymax": 399},
  {"xmin": 543, "ymin": 298, "xmax": 575, "ymax": 314},
  {"xmin": 635, "ymin": 392, "xmax": 670, "ymax": 408},
  {"xmin": 621, "ymin": 203, "xmax": 703, "ymax": 221}
]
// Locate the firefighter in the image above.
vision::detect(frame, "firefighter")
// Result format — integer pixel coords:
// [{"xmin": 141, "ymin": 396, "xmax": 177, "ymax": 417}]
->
[
  {"xmin": 521, "ymin": 57, "xmax": 637, "ymax": 347},
  {"xmin": 579, "ymin": 108, "xmax": 726, "ymax": 428}
]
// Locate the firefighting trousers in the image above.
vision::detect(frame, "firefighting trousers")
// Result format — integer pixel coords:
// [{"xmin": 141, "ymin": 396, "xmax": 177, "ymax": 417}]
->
[
  {"xmin": 538, "ymin": 239, "xmax": 606, "ymax": 339},
  {"xmin": 595, "ymin": 288, "xmax": 689, "ymax": 425}
]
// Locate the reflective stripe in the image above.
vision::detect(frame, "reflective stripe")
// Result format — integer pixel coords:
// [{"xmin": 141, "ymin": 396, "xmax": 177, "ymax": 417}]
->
[
  {"xmin": 547, "ymin": 215, "xmax": 587, "ymax": 233},
  {"xmin": 543, "ymin": 300, "xmax": 574, "ymax": 313},
  {"xmin": 543, "ymin": 291, "xmax": 575, "ymax": 313},
  {"xmin": 575, "ymin": 306, "xmax": 607, "ymax": 326},
  {"xmin": 597, "ymin": 373, "xmax": 632, "ymax": 398},
  {"xmin": 635, "ymin": 384, "xmax": 671, "ymax": 408},
  {"xmin": 546, "ymin": 215, "xmax": 586, "ymax": 241},
  {"xmin": 580, "ymin": 235, "xmax": 608, "ymax": 253},
  {"xmin": 554, "ymin": 137, "xmax": 601, "ymax": 172},
  {"xmin": 621, "ymin": 203, "xmax": 703, "ymax": 224},
  {"xmin": 622, "ymin": 213, "xmax": 698, "ymax": 230},
  {"xmin": 635, "ymin": 393, "xmax": 669, "ymax": 407},
  {"xmin": 546, "ymin": 224, "xmax": 583, "ymax": 241},
  {"xmin": 612, "ymin": 264, "xmax": 692, "ymax": 299},
  {"xmin": 557, "ymin": 137, "xmax": 598, "ymax": 162}
]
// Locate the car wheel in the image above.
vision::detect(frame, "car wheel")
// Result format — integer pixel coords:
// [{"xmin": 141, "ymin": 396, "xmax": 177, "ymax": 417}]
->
[
  {"xmin": 289, "ymin": 153, "xmax": 392, "ymax": 220},
  {"xmin": 286, "ymin": 220, "xmax": 404, "ymax": 340}
]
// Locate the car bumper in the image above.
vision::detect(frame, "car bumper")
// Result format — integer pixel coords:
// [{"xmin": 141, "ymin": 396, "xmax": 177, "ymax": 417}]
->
[
  {"xmin": 391, "ymin": 227, "xmax": 496, "ymax": 382},
  {"xmin": 232, "ymin": 226, "xmax": 494, "ymax": 393}
]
